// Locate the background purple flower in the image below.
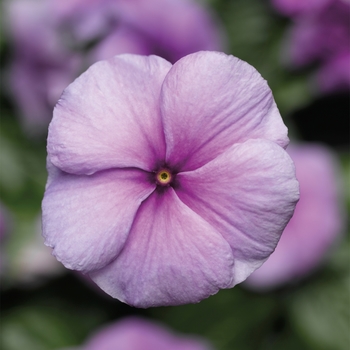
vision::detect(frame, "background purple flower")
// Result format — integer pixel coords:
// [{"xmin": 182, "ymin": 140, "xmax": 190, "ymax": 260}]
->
[
  {"xmin": 245, "ymin": 143, "xmax": 344, "ymax": 290},
  {"xmin": 80, "ymin": 317, "xmax": 212, "ymax": 350},
  {"xmin": 5, "ymin": 0, "xmax": 223, "ymax": 134},
  {"xmin": 271, "ymin": 0, "xmax": 331, "ymax": 17},
  {"xmin": 5, "ymin": 0, "xmax": 81, "ymax": 133},
  {"xmin": 52, "ymin": 0, "xmax": 224, "ymax": 63},
  {"xmin": 279, "ymin": 0, "xmax": 350, "ymax": 93},
  {"xmin": 42, "ymin": 52, "xmax": 299, "ymax": 307},
  {"xmin": 314, "ymin": 50, "xmax": 350, "ymax": 93}
]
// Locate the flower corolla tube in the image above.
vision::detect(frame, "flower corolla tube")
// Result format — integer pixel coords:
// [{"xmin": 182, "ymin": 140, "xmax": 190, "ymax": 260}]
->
[{"xmin": 42, "ymin": 51, "xmax": 299, "ymax": 307}]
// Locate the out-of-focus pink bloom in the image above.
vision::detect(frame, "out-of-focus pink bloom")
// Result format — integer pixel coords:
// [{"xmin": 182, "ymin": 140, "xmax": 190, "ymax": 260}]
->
[
  {"xmin": 315, "ymin": 51, "xmax": 350, "ymax": 93},
  {"xmin": 5, "ymin": 0, "xmax": 224, "ymax": 133},
  {"xmin": 277, "ymin": 0, "xmax": 350, "ymax": 93},
  {"xmin": 245, "ymin": 144, "xmax": 344, "ymax": 290},
  {"xmin": 82, "ymin": 317, "xmax": 212, "ymax": 350},
  {"xmin": 271, "ymin": 0, "xmax": 330, "ymax": 17},
  {"xmin": 52, "ymin": 0, "xmax": 224, "ymax": 63},
  {"xmin": 42, "ymin": 52, "xmax": 299, "ymax": 307},
  {"xmin": 5, "ymin": 0, "xmax": 81, "ymax": 133},
  {"xmin": 287, "ymin": 0, "xmax": 350, "ymax": 67}
]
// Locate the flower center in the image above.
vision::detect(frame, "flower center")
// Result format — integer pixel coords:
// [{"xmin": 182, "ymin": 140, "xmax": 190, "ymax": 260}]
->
[{"xmin": 156, "ymin": 169, "xmax": 172, "ymax": 186}]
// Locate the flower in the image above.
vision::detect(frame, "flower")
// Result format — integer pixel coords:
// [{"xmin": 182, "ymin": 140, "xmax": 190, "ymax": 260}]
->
[
  {"xmin": 277, "ymin": 0, "xmax": 350, "ymax": 93},
  {"xmin": 287, "ymin": 0, "xmax": 350, "ymax": 67},
  {"xmin": 315, "ymin": 50, "xmax": 350, "ymax": 93},
  {"xmin": 42, "ymin": 51, "xmax": 299, "ymax": 307},
  {"xmin": 245, "ymin": 143, "xmax": 344, "ymax": 290},
  {"xmin": 5, "ymin": 0, "xmax": 223, "ymax": 133},
  {"xmin": 5, "ymin": 0, "xmax": 81, "ymax": 133},
  {"xmin": 80, "ymin": 317, "xmax": 212, "ymax": 350},
  {"xmin": 271, "ymin": 0, "xmax": 330, "ymax": 17},
  {"xmin": 52, "ymin": 0, "xmax": 224, "ymax": 64}
]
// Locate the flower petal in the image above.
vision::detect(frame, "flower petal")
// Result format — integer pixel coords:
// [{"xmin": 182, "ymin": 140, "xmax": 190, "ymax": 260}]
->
[
  {"xmin": 245, "ymin": 143, "xmax": 344, "ymax": 289},
  {"xmin": 160, "ymin": 51, "xmax": 289, "ymax": 171},
  {"xmin": 176, "ymin": 139, "xmax": 299, "ymax": 283},
  {"xmin": 90, "ymin": 188, "xmax": 234, "ymax": 307},
  {"xmin": 48, "ymin": 54, "xmax": 172, "ymax": 175},
  {"xmin": 42, "ymin": 163, "xmax": 155, "ymax": 272},
  {"xmin": 84, "ymin": 317, "xmax": 211, "ymax": 350}
]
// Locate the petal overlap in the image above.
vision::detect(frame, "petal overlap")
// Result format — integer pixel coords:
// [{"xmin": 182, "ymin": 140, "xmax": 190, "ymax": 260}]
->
[
  {"xmin": 48, "ymin": 54, "xmax": 172, "ymax": 175},
  {"xmin": 160, "ymin": 51, "xmax": 289, "ymax": 171},
  {"xmin": 90, "ymin": 188, "xmax": 234, "ymax": 307},
  {"xmin": 42, "ymin": 165, "xmax": 155, "ymax": 272},
  {"xmin": 176, "ymin": 139, "xmax": 300, "ymax": 283}
]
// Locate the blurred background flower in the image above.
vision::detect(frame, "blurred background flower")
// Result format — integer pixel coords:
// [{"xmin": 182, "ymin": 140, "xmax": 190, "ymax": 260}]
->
[
  {"xmin": 74, "ymin": 317, "xmax": 212, "ymax": 350},
  {"xmin": 1, "ymin": 0, "xmax": 349, "ymax": 349},
  {"xmin": 276, "ymin": 0, "xmax": 350, "ymax": 94}
]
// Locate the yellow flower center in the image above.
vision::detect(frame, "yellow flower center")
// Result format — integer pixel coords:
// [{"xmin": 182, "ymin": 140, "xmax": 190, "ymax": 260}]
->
[{"xmin": 156, "ymin": 169, "xmax": 172, "ymax": 185}]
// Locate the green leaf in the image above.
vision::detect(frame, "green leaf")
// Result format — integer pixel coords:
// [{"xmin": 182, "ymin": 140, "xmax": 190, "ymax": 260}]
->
[
  {"xmin": 1, "ymin": 305, "xmax": 78, "ymax": 350},
  {"xmin": 1, "ymin": 300, "xmax": 106, "ymax": 350},
  {"xmin": 150, "ymin": 287, "xmax": 308, "ymax": 350},
  {"xmin": 291, "ymin": 241, "xmax": 350, "ymax": 350}
]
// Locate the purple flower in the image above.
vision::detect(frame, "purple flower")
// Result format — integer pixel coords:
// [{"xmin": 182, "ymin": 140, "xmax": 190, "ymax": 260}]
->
[
  {"xmin": 279, "ymin": 0, "xmax": 350, "ymax": 93},
  {"xmin": 245, "ymin": 143, "xmax": 344, "ymax": 290},
  {"xmin": 314, "ymin": 50, "xmax": 350, "ymax": 93},
  {"xmin": 53, "ymin": 0, "xmax": 224, "ymax": 64},
  {"xmin": 5, "ymin": 0, "xmax": 81, "ymax": 133},
  {"xmin": 81, "ymin": 317, "xmax": 211, "ymax": 350},
  {"xmin": 42, "ymin": 51, "xmax": 299, "ymax": 307},
  {"xmin": 287, "ymin": 0, "xmax": 350, "ymax": 66},
  {"xmin": 6, "ymin": 0, "xmax": 223, "ymax": 133},
  {"xmin": 271, "ymin": 0, "xmax": 330, "ymax": 17}
]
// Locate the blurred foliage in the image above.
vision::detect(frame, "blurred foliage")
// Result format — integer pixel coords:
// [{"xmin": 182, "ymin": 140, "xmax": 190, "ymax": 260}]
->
[
  {"xmin": 0, "ymin": 0, "xmax": 349, "ymax": 349},
  {"xmin": 290, "ymin": 236, "xmax": 350, "ymax": 350}
]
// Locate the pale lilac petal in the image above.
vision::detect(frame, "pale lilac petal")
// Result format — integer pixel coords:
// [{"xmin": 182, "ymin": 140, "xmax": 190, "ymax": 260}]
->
[
  {"xmin": 48, "ymin": 54, "xmax": 172, "ymax": 174},
  {"xmin": 90, "ymin": 188, "xmax": 234, "ymax": 307},
  {"xmin": 176, "ymin": 139, "xmax": 299, "ymax": 284},
  {"xmin": 160, "ymin": 51, "xmax": 289, "ymax": 171},
  {"xmin": 245, "ymin": 144, "xmax": 344, "ymax": 289},
  {"xmin": 42, "ymin": 163, "xmax": 155, "ymax": 272},
  {"xmin": 84, "ymin": 317, "xmax": 211, "ymax": 350}
]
